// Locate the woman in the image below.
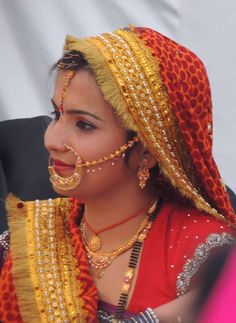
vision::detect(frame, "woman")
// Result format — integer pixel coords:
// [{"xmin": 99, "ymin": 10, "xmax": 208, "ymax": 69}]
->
[{"xmin": 0, "ymin": 26, "xmax": 235, "ymax": 322}]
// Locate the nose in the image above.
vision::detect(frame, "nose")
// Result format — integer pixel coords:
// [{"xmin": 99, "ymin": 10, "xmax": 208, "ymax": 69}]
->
[{"xmin": 44, "ymin": 119, "xmax": 69, "ymax": 153}]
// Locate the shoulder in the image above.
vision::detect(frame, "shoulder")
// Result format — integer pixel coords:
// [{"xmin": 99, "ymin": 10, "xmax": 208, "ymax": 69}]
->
[
  {"xmin": 158, "ymin": 201, "xmax": 235, "ymax": 263},
  {"xmin": 154, "ymin": 200, "xmax": 235, "ymax": 296},
  {"xmin": 151, "ymin": 200, "xmax": 235, "ymax": 250},
  {"xmin": 158, "ymin": 200, "xmax": 235, "ymax": 238},
  {"xmin": 6, "ymin": 195, "xmax": 72, "ymax": 223}
]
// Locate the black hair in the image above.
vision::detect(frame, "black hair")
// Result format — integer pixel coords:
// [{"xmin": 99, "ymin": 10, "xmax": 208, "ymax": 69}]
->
[{"xmin": 52, "ymin": 50, "xmax": 91, "ymax": 72}]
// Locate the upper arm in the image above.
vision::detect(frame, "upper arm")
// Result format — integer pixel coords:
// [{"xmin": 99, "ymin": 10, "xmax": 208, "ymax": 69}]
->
[
  {"xmin": 154, "ymin": 290, "xmax": 197, "ymax": 323},
  {"xmin": 167, "ymin": 210, "xmax": 235, "ymax": 298}
]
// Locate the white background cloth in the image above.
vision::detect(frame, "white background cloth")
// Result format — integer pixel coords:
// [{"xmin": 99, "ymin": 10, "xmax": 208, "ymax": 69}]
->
[{"xmin": 0, "ymin": 0, "xmax": 235, "ymax": 192}]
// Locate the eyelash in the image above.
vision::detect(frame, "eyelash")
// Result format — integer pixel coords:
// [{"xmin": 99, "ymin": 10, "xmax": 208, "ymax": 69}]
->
[
  {"xmin": 50, "ymin": 111, "xmax": 96, "ymax": 131},
  {"xmin": 76, "ymin": 120, "xmax": 95, "ymax": 131}
]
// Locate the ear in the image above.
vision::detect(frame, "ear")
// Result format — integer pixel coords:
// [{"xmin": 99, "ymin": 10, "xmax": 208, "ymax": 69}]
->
[{"xmin": 139, "ymin": 149, "xmax": 158, "ymax": 169}]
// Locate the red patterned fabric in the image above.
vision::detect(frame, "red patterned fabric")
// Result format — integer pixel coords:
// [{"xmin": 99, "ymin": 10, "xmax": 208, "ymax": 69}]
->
[
  {"xmin": 0, "ymin": 253, "xmax": 22, "ymax": 322},
  {"xmin": 135, "ymin": 27, "xmax": 235, "ymax": 222},
  {"xmin": 68, "ymin": 198, "xmax": 98, "ymax": 322}
]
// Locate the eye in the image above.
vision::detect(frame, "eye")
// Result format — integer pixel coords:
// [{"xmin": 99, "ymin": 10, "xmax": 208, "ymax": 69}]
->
[
  {"xmin": 76, "ymin": 119, "xmax": 95, "ymax": 131},
  {"xmin": 50, "ymin": 110, "xmax": 60, "ymax": 121}
]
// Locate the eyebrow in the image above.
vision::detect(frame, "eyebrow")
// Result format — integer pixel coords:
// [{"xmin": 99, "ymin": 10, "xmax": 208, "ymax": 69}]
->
[{"xmin": 51, "ymin": 99, "xmax": 102, "ymax": 121}]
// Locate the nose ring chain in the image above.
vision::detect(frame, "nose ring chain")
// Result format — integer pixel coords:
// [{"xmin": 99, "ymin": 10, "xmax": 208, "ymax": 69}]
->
[{"xmin": 48, "ymin": 137, "xmax": 139, "ymax": 191}]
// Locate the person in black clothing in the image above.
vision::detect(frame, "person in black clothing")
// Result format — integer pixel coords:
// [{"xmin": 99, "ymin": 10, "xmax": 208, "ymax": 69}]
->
[{"xmin": 0, "ymin": 116, "xmax": 59, "ymax": 233}]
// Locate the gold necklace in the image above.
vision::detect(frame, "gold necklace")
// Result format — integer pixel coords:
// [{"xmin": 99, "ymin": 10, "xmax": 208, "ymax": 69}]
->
[
  {"xmin": 80, "ymin": 199, "xmax": 158, "ymax": 279},
  {"xmin": 82, "ymin": 199, "xmax": 156, "ymax": 252}
]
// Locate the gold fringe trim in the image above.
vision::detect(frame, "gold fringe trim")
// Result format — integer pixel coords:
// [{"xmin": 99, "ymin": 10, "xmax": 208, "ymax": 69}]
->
[
  {"xmin": 64, "ymin": 35, "xmax": 138, "ymax": 133},
  {"xmin": 6, "ymin": 194, "xmax": 87, "ymax": 322},
  {"xmin": 7, "ymin": 194, "xmax": 41, "ymax": 322}
]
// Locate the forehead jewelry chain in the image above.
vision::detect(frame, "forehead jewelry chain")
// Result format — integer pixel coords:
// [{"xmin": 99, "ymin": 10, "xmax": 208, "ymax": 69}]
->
[
  {"xmin": 59, "ymin": 70, "xmax": 75, "ymax": 114},
  {"xmin": 48, "ymin": 137, "xmax": 139, "ymax": 191}
]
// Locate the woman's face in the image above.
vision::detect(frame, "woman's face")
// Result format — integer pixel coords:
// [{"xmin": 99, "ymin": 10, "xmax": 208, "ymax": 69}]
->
[{"xmin": 45, "ymin": 69, "xmax": 141, "ymax": 200}]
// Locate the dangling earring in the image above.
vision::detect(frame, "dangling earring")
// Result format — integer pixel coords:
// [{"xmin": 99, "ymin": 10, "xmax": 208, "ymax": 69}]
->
[{"xmin": 137, "ymin": 159, "xmax": 150, "ymax": 189}]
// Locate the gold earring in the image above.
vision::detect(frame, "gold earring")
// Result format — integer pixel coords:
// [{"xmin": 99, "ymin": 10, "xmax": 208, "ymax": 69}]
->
[{"xmin": 137, "ymin": 159, "xmax": 150, "ymax": 189}]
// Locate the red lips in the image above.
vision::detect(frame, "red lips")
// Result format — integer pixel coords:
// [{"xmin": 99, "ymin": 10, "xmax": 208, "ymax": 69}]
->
[
  {"xmin": 52, "ymin": 158, "xmax": 75, "ymax": 169},
  {"xmin": 53, "ymin": 158, "xmax": 73, "ymax": 166}
]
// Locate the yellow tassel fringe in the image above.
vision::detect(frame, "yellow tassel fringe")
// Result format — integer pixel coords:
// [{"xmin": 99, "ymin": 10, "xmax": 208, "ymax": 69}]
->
[{"xmin": 6, "ymin": 194, "xmax": 41, "ymax": 322}]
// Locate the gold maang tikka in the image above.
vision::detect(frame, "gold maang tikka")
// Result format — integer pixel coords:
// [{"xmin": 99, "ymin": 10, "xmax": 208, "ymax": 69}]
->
[
  {"xmin": 59, "ymin": 69, "xmax": 75, "ymax": 115},
  {"xmin": 49, "ymin": 70, "xmax": 81, "ymax": 190},
  {"xmin": 48, "ymin": 137, "xmax": 139, "ymax": 191}
]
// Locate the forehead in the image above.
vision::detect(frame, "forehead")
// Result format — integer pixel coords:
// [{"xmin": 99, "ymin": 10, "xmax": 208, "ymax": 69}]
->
[
  {"xmin": 54, "ymin": 69, "xmax": 102, "ymax": 100},
  {"xmin": 53, "ymin": 69, "xmax": 112, "ymax": 117}
]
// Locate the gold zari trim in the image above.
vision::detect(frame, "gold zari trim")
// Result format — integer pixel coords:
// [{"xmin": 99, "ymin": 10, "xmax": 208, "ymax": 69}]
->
[
  {"xmin": 63, "ymin": 28, "xmax": 224, "ymax": 221},
  {"xmin": 7, "ymin": 194, "xmax": 87, "ymax": 322}
]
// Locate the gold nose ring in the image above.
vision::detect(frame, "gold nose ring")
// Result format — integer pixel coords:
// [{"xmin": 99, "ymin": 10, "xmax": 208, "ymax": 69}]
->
[
  {"xmin": 48, "ymin": 146, "xmax": 83, "ymax": 190},
  {"xmin": 63, "ymin": 144, "xmax": 79, "ymax": 156}
]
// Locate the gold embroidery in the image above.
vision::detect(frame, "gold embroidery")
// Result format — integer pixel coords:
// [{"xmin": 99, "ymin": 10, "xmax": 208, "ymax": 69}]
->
[{"xmin": 7, "ymin": 195, "xmax": 87, "ymax": 322}]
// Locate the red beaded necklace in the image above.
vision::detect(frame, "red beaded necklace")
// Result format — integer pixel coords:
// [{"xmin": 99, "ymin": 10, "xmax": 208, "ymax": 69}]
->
[{"xmin": 83, "ymin": 200, "xmax": 155, "ymax": 252}]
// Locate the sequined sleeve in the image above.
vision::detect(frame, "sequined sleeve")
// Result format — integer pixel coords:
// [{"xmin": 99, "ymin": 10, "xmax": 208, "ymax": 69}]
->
[
  {"xmin": 166, "ymin": 210, "xmax": 236, "ymax": 298},
  {"xmin": 176, "ymin": 232, "xmax": 234, "ymax": 296},
  {"xmin": 0, "ymin": 230, "xmax": 9, "ymax": 272}
]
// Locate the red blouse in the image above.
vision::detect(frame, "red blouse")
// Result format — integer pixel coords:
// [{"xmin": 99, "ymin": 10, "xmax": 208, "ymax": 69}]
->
[{"xmin": 127, "ymin": 201, "xmax": 234, "ymax": 312}]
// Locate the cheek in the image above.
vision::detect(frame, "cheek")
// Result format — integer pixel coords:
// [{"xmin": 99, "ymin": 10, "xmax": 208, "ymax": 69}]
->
[
  {"xmin": 72, "ymin": 130, "xmax": 126, "ymax": 163},
  {"xmin": 75, "ymin": 157, "xmax": 131, "ymax": 194},
  {"xmin": 59, "ymin": 151, "xmax": 139, "ymax": 200},
  {"xmin": 75, "ymin": 136, "xmax": 140, "ymax": 185},
  {"xmin": 85, "ymin": 152, "xmax": 137, "ymax": 186},
  {"xmin": 52, "ymin": 162, "xmax": 128, "ymax": 199}
]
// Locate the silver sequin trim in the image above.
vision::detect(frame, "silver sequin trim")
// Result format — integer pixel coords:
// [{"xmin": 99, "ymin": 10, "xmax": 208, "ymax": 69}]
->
[
  {"xmin": 0, "ymin": 230, "xmax": 9, "ymax": 260},
  {"xmin": 176, "ymin": 232, "xmax": 235, "ymax": 296},
  {"xmin": 97, "ymin": 308, "xmax": 159, "ymax": 322}
]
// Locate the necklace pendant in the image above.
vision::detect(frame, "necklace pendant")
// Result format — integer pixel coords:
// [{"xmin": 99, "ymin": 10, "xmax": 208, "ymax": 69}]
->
[
  {"xmin": 89, "ymin": 254, "xmax": 112, "ymax": 279},
  {"xmin": 88, "ymin": 234, "xmax": 102, "ymax": 252},
  {"xmin": 93, "ymin": 268, "xmax": 105, "ymax": 279}
]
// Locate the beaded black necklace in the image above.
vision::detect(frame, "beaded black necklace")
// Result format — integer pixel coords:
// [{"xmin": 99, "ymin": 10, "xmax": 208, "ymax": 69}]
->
[{"xmin": 113, "ymin": 197, "xmax": 163, "ymax": 320}]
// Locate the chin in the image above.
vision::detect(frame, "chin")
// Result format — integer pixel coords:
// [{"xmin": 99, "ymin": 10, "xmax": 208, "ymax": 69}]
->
[{"xmin": 51, "ymin": 185, "xmax": 78, "ymax": 197}]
